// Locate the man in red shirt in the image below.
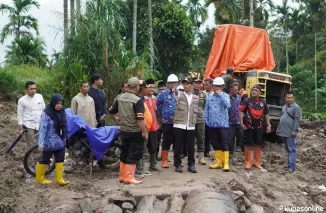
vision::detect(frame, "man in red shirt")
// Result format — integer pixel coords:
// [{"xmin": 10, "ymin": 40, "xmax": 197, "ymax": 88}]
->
[
  {"xmin": 240, "ymin": 85, "xmax": 271, "ymax": 172},
  {"xmin": 144, "ymin": 79, "xmax": 160, "ymax": 171}
]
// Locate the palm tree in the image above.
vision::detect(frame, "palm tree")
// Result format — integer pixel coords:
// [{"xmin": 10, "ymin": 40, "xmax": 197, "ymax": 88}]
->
[
  {"xmin": 76, "ymin": 0, "xmax": 81, "ymax": 23},
  {"xmin": 205, "ymin": 0, "xmax": 239, "ymax": 24},
  {"xmin": 64, "ymin": 0, "xmax": 69, "ymax": 52},
  {"xmin": 0, "ymin": 0, "xmax": 40, "ymax": 43},
  {"xmin": 5, "ymin": 35, "xmax": 49, "ymax": 67},
  {"xmin": 186, "ymin": 0, "xmax": 208, "ymax": 31},
  {"xmin": 249, "ymin": 0, "xmax": 254, "ymax": 26}
]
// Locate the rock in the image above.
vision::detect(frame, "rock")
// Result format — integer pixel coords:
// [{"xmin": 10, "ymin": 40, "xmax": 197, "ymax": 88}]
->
[
  {"xmin": 183, "ymin": 189, "xmax": 237, "ymax": 213},
  {"xmin": 125, "ymin": 211, "xmax": 133, "ymax": 213},
  {"xmin": 102, "ymin": 204, "xmax": 123, "ymax": 213},
  {"xmin": 79, "ymin": 198, "xmax": 93, "ymax": 213},
  {"xmin": 167, "ymin": 193, "xmax": 185, "ymax": 213},
  {"xmin": 302, "ymin": 192, "xmax": 308, "ymax": 196},
  {"xmin": 153, "ymin": 197, "xmax": 169, "ymax": 213},
  {"xmin": 240, "ymin": 205, "xmax": 246, "ymax": 213},
  {"xmin": 64, "ymin": 166, "xmax": 73, "ymax": 173},
  {"xmin": 243, "ymin": 196, "xmax": 252, "ymax": 209},
  {"xmin": 52, "ymin": 203, "xmax": 79, "ymax": 213},
  {"xmin": 247, "ymin": 204, "xmax": 264, "ymax": 213},
  {"xmin": 232, "ymin": 191, "xmax": 244, "ymax": 201},
  {"xmin": 136, "ymin": 195, "xmax": 156, "ymax": 213},
  {"xmin": 108, "ymin": 196, "xmax": 137, "ymax": 207},
  {"xmin": 122, "ymin": 202, "xmax": 134, "ymax": 212}
]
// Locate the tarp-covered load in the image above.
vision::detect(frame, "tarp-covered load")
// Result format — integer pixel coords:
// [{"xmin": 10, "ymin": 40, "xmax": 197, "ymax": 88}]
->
[{"xmin": 204, "ymin": 24, "xmax": 275, "ymax": 79}]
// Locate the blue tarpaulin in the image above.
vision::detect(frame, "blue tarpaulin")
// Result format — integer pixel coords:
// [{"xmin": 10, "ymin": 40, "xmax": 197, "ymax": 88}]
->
[{"xmin": 65, "ymin": 108, "xmax": 120, "ymax": 161}]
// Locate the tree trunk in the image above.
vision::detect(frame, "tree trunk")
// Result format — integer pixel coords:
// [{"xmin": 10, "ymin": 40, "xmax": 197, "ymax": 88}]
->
[
  {"xmin": 240, "ymin": 0, "xmax": 245, "ymax": 24},
  {"xmin": 70, "ymin": 0, "xmax": 75, "ymax": 36},
  {"xmin": 148, "ymin": 0, "xmax": 154, "ymax": 70},
  {"xmin": 105, "ymin": 41, "xmax": 109, "ymax": 74},
  {"xmin": 286, "ymin": 36, "xmax": 288, "ymax": 74},
  {"xmin": 64, "ymin": 0, "xmax": 69, "ymax": 53},
  {"xmin": 76, "ymin": 0, "xmax": 81, "ymax": 22},
  {"xmin": 132, "ymin": 0, "xmax": 137, "ymax": 54},
  {"xmin": 249, "ymin": 0, "xmax": 254, "ymax": 27},
  {"xmin": 295, "ymin": 40, "xmax": 298, "ymax": 63}
]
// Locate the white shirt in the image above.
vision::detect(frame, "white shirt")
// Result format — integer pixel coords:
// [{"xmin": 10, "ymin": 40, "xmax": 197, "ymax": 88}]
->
[
  {"xmin": 17, "ymin": 94, "xmax": 45, "ymax": 130},
  {"xmin": 173, "ymin": 92, "xmax": 195, "ymax": 130}
]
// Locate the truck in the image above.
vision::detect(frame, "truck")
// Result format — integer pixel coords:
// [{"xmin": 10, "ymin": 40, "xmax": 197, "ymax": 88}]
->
[{"xmin": 204, "ymin": 24, "xmax": 292, "ymax": 132}]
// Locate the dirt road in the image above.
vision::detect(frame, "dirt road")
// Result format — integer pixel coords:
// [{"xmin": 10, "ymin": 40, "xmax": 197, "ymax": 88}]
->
[{"xmin": 0, "ymin": 101, "xmax": 325, "ymax": 213}]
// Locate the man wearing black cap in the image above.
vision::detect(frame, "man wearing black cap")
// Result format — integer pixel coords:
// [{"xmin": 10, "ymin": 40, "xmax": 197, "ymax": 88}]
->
[
  {"xmin": 173, "ymin": 77, "xmax": 199, "ymax": 173},
  {"xmin": 222, "ymin": 68, "xmax": 235, "ymax": 94},
  {"xmin": 240, "ymin": 85, "xmax": 271, "ymax": 172},
  {"xmin": 109, "ymin": 77, "xmax": 148, "ymax": 185},
  {"xmin": 193, "ymin": 77, "xmax": 207, "ymax": 165}
]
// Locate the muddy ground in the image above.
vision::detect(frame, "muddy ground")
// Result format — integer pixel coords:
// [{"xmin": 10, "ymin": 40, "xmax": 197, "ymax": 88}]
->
[{"xmin": 0, "ymin": 99, "xmax": 326, "ymax": 213}]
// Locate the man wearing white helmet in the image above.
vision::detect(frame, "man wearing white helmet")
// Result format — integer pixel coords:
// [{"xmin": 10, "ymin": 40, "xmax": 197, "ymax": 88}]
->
[
  {"xmin": 205, "ymin": 77, "xmax": 231, "ymax": 172},
  {"xmin": 157, "ymin": 74, "xmax": 179, "ymax": 168}
]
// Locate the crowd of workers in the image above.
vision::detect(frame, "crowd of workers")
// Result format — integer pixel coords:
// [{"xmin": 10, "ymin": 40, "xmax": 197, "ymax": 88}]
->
[{"xmin": 16, "ymin": 69, "xmax": 301, "ymax": 186}]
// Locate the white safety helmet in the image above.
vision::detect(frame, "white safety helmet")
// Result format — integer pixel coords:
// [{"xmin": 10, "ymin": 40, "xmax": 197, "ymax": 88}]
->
[
  {"xmin": 213, "ymin": 77, "xmax": 225, "ymax": 86},
  {"xmin": 167, "ymin": 74, "xmax": 179, "ymax": 83}
]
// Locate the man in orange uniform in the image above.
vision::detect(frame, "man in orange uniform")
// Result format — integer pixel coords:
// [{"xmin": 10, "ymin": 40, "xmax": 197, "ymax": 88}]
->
[{"xmin": 144, "ymin": 79, "xmax": 160, "ymax": 171}]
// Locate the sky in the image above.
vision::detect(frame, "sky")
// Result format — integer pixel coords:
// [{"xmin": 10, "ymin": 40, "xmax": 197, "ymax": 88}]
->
[{"xmin": 0, "ymin": 0, "xmax": 296, "ymax": 65}]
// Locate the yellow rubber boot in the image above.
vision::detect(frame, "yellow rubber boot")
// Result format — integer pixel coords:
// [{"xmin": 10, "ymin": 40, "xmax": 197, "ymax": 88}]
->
[
  {"xmin": 223, "ymin": 151, "xmax": 230, "ymax": 172},
  {"xmin": 209, "ymin": 150, "xmax": 223, "ymax": 169},
  {"xmin": 55, "ymin": 163, "xmax": 70, "ymax": 185},
  {"xmin": 35, "ymin": 163, "xmax": 52, "ymax": 184}
]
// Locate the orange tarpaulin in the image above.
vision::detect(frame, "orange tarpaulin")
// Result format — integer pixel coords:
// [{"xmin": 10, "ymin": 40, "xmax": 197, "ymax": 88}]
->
[{"xmin": 204, "ymin": 24, "xmax": 275, "ymax": 79}]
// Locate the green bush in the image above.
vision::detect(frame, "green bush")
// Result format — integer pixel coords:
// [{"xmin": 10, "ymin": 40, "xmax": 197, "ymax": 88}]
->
[{"xmin": 0, "ymin": 68, "xmax": 23, "ymax": 97}]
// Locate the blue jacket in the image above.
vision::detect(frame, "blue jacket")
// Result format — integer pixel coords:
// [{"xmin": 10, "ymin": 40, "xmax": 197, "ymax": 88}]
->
[
  {"xmin": 156, "ymin": 89, "xmax": 177, "ymax": 124},
  {"xmin": 38, "ymin": 112, "xmax": 66, "ymax": 151},
  {"xmin": 205, "ymin": 92, "xmax": 231, "ymax": 128}
]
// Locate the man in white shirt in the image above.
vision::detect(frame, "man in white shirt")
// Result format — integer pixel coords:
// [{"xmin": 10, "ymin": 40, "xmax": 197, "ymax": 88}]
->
[
  {"xmin": 71, "ymin": 81, "xmax": 97, "ymax": 128},
  {"xmin": 173, "ymin": 77, "xmax": 199, "ymax": 173},
  {"xmin": 17, "ymin": 81, "xmax": 45, "ymax": 147}
]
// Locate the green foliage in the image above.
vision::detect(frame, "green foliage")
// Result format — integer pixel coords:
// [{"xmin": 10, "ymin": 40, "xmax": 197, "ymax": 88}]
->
[
  {"xmin": 0, "ymin": 64, "xmax": 61, "ymax": 102},
  {"xmin": 0, "ymin": 68, "xmax": 22, "ymax": 97},
  {"xmin": 5, "ymin": 35, "xmax": 49, "ymax": 68}
]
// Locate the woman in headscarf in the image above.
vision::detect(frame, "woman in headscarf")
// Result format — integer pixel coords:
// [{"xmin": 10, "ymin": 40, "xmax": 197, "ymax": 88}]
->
[{"xmin": 35, "ymin": 94, "xmax": 69, "ymax": 185}]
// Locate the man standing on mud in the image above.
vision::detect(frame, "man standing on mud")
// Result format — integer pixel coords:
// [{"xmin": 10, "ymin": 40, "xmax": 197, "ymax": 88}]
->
[
  {"xmin": 277, "ymin": 91, "xmax": 301, "ymax": 173},
  {"xmin": 109, "ymin": 77, "xmax": 148, "ymax": 185},
  {"xmin": 228, "ymin": 83, "xmax": 243, "ymax": 155},
  {"xmin": 88, "ymin": 74, "xmax": 107, "ymax": 127},
  {"xmin": 222, "ymin": 68, "xmax": 235, "ymax": 94},
  {"xmin": 205, "ymin": 77, "xmax": 231, "ymax": 172},
  {"xmin": 157, "ymin": 74, "xmax": 178, "ymax": 168},
  {"xmin": 193, "ymin": 77, "xmax": 207, "ymax": 165},
  {"xmin": 174, "ymin": 77, "xmax": 199, "ymax": 173},
  {"xmin": 203, "ymin": 78, "xmax": 214, "ymax": 157},
  {"xmin": 17, "ymin": 81, "xmax": 45, "ymax": 147},
  {"xmin": 240, "ymin": 85, "xmax": 271, "ymax": 172},
  {"xmin": 156, "ymin": 81, "xmax": 166, "ymax": 160},
  {"xmin": 71, "ymin": 81, "xmax": 97, "ymax": 128},
  {"xmin": 144, "ymin": 79, "xmax": 160, "ymax": 171}
]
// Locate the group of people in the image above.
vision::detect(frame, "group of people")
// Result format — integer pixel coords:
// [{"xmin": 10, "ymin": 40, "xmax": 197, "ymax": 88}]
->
[{"xmin": 17, "ymin": 70, "xmax": 301, "ymax": 186}]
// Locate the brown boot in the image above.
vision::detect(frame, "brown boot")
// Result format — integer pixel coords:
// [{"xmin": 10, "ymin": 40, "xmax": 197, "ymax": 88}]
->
[
  {"xmin": 253, "ymin": 146, "xmax": 267, "ymax": 172},
  {"xmin": 125, "ymin": 164, "xmax": 142, "ymax": 185},
  {"xmin": 245, "ymin": 146, "xmax": 251, "ymax": 170},
  {"xmin": 198, "ymin": 152, "xmax": 206, "ymax": 165},
  {"xmin": 161, "ymin": 150, "xmax": 169, "ymax": 168}
]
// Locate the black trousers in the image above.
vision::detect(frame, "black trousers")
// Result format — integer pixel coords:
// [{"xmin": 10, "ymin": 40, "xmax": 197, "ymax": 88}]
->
[
  {"xmin": 210, "ymin": 128, "xmax": 229, "ymax": 151},
  {"xmin": 204, "ymin": 125, "xmax": 212, "ymax": 153},
  {"xmin": 147, "ymin": 131, "xmax": 158, "ymax": 154},
  {"xmin": 120, "ymin": 131, "xmax": 144, "ymax": 164},
  {"xmin": 40, "ymin": 148, "xmax": 65, "ymax": 164},
  {"xmin": 162, "ymin": 124, "xmax": 174, "ymax": 151},
  {"xmin": 228, "ymin": 124, "xmax": 243, "ymax": 153},
  {"xmin": 173, "ymin": 128, "xmax": 195, "ymax": 167},
  {"xmin": 244, "ymin": 128, "xmax": 264, "ymax": 145}
]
